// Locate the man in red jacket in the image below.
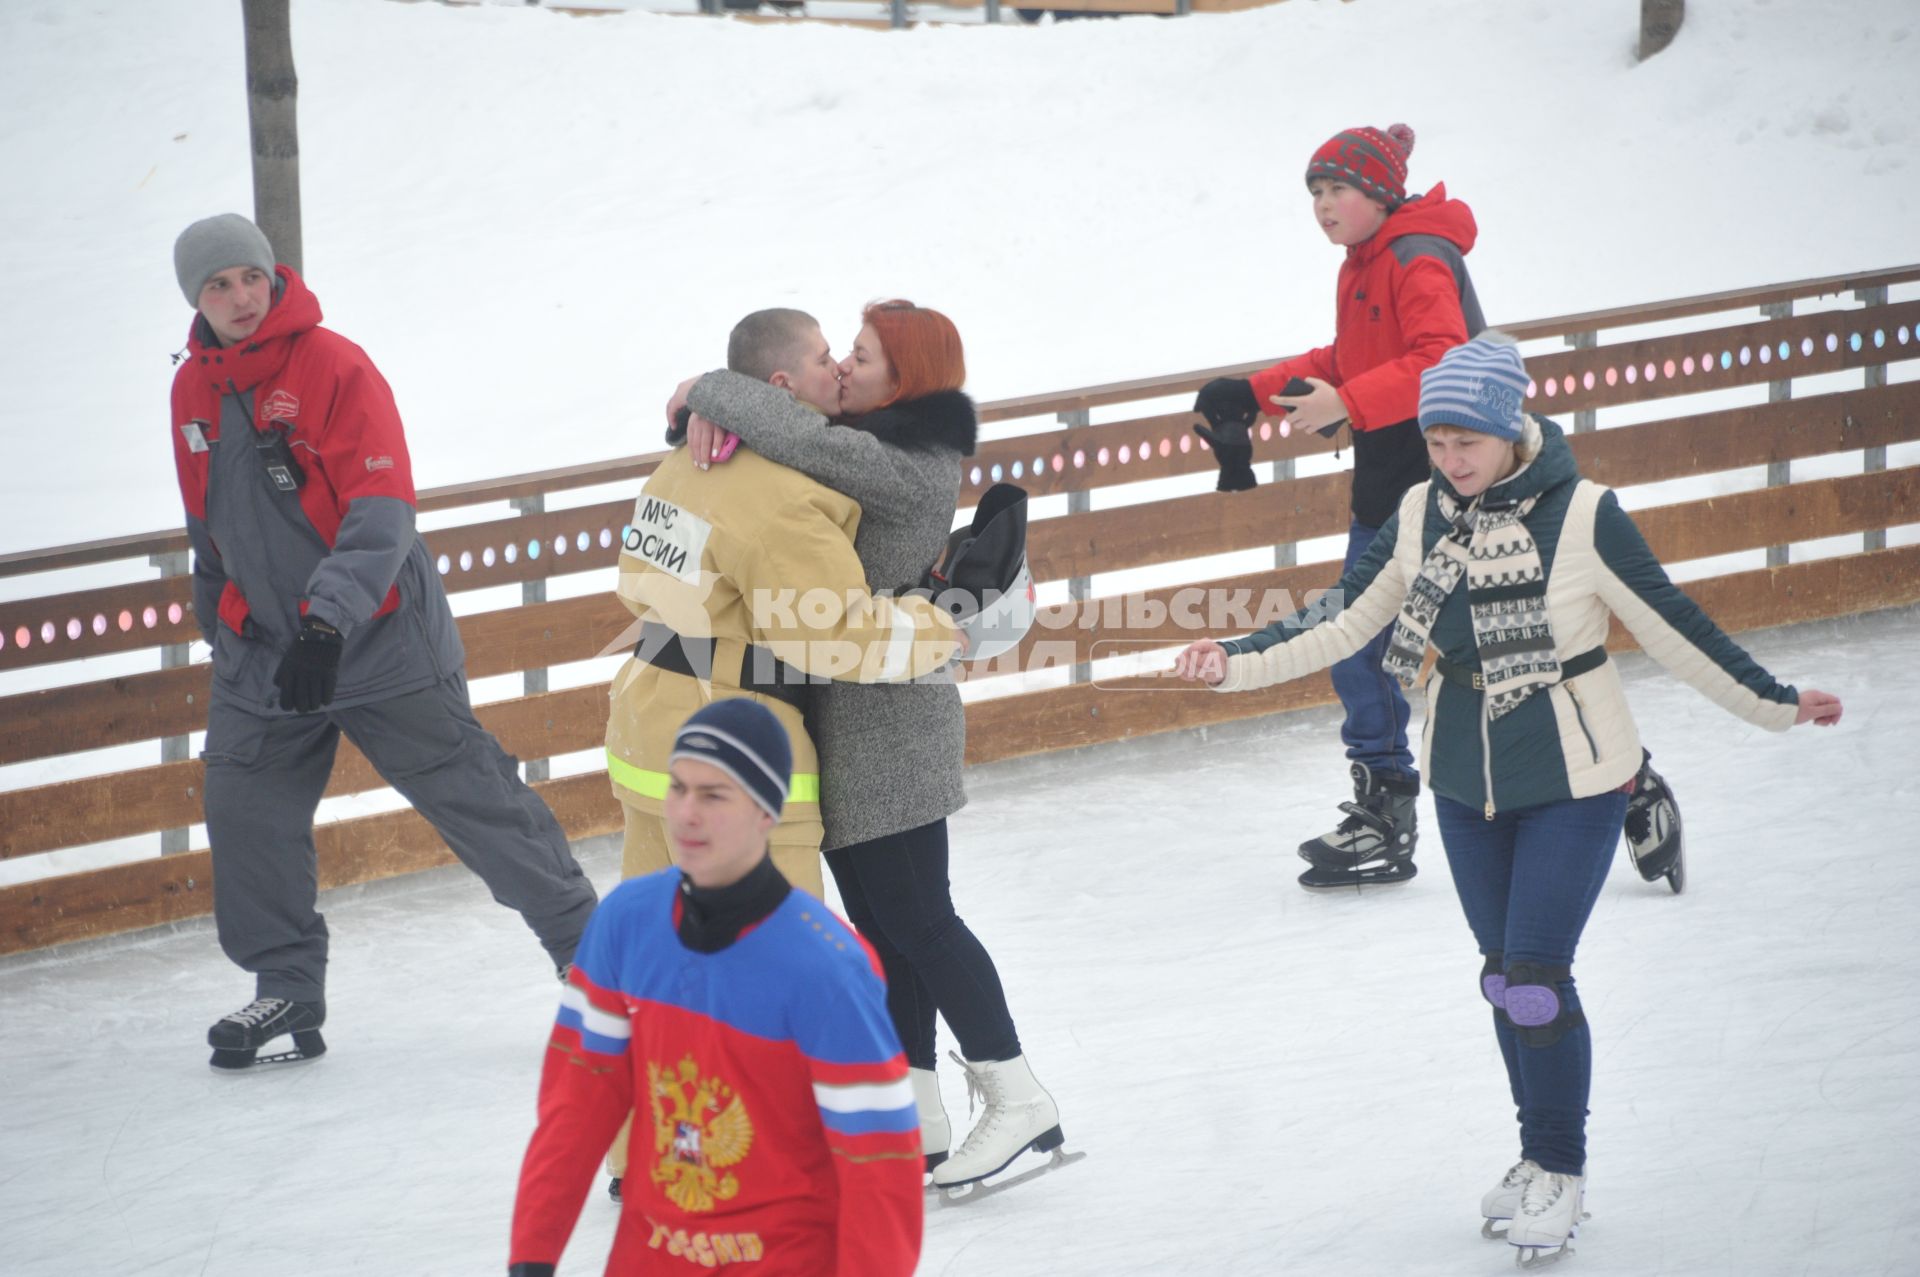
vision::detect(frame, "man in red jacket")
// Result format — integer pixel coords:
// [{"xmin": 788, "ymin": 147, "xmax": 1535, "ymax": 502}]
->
[
  {"xmin": 170, "ymin": 214, "xmax": 598, "ymax": 1069},
  {"xmin": 1192, "ymin": 124, "xmax": 1478, "ymax": 891}
]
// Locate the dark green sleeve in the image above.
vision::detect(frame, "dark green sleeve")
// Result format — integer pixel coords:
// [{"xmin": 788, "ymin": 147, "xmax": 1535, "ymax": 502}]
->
[
  {"xmin": 1591, "ymin": 490, "xmax": 1797, "ymax": 710},
  {"xmin": 1223, "ymin": 512, "xmax": 1402, "ymax": 657}
]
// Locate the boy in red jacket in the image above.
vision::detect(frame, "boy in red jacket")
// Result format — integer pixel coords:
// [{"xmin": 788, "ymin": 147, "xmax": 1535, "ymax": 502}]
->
[
  {"xmin": 1193, "ymin": 127, "xmax": 1684, "ymax": 893},
  {"xmin": 1194, "ymin": 124, "xmax": 1477, "ymax": 891}
]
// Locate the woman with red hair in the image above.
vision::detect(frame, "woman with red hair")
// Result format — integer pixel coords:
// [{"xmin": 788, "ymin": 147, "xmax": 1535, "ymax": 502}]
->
[{"xmin": 671, "ymin": 301, "xmax": 1069, "ymax": 1196}]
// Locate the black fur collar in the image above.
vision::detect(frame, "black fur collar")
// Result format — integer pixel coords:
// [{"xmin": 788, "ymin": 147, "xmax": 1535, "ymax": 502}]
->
[{"xmin": 843, "ymin": 389, "xmax": 978, "ymax": 457}]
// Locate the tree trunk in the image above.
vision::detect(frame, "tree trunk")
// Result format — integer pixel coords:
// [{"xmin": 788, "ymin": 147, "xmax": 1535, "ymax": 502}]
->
[
  {"xmin": 242, "ymin": 0, "xmax": 302, "ymax": 275},
  {"xmin": 1638, "ymin": 0, "xmax": 1684, "ymax": 61}
]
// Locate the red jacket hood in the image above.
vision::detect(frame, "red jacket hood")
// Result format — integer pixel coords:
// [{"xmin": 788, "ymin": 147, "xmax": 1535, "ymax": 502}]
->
[
  {"xmin": 1351, "ymin": 182, "xmax": 1477, "ymax": 265},
  {"xmin": 181, "ymin": 265, "xmax": 324, "ymax": 395}
]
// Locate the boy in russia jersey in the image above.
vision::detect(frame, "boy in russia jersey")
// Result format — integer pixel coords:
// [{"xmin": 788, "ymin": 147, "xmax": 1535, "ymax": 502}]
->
[{"xmin": 510, "ymin": 698, "xmax": 923, "ymax": 1276}]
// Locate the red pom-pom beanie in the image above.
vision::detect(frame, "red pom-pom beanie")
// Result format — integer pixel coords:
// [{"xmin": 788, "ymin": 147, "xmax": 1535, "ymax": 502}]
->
[{"xmin": 1305, "ymin": 123, "xmax": 1417, "ymax": 209}]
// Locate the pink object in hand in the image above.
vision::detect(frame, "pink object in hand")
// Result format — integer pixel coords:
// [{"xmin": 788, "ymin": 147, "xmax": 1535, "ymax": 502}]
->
[{"xmin": 712, "ymin": 431, "xmax": 741, "ymax": 464}]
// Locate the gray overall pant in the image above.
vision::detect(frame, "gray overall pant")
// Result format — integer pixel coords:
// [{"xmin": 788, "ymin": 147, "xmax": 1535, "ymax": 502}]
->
[{"xmin": 203, "ymin": 674, "xmax": 598, "ymax": 1003}]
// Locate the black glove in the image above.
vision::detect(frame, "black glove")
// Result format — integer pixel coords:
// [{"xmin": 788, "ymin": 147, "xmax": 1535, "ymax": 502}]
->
[
  {"xmin": 273, "ymin": 617, "xmax": 343, "ymax": 714},
  {"xmin": 1192, "ymin": 377, "xmax": 1260, "ymax": 493},
  {"xmin": 666, "ymin": 404, "xmax": 692, "ymax": 446},
  {"xmin": 508, "ymin": 1265, "xmax": 556, "ymax": 1277}
]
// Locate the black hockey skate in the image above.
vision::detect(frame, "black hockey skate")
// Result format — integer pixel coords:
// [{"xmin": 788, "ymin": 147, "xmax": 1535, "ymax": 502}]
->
[
  {"xmin": 207, "ymin": 996, "xmax": 326, "ymax": 1070},
  {"xmin": 1624, "ymin": 750, "xmax": 1684, "ymax": 895},
  {"xmin": 1297, "ymin": 762, "xmax": 1419, "ymax": 891}
]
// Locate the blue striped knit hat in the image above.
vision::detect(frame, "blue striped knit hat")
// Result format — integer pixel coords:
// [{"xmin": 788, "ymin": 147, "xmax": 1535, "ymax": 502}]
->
[
  {"xmin": 670, "ymin": 699, "xmax": 792, "ymax": 818},
  {"xmin": 1419, "ymin": 333, "xmax": 1529, "ymax": 442}
]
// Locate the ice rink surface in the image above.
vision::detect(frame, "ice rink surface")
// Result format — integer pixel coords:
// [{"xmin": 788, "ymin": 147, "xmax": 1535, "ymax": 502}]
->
[{"xmin": 2, "ymin": 605, "xmax": 1914, "ymax": 1276}]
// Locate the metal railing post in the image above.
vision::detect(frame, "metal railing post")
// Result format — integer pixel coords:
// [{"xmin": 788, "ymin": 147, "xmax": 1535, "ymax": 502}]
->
[
  {"xmin": 983, "ymin": 0, "xmax": 1000, "ymax": 21},
  {"xmin": 512, "ymin": 495, "xmax": 551, "ymax": 783},
  {"xmin": 1566, "ymin": 330, "xmax": 1598, "ymax": 433},
  {"xmin": 1059, "ymin": 409, "xmax": 1093, "ymax": 685},
  {"xmin": 151, "ymin": 550, "xmax": 192, "ymax": 855},
  {"xmin": 890, "ymin": 0, "xmax": 907, "ymax": 27},
  {"xmin": 1761, "ymin": 301, "xmax": 1792, "ymax": 567},
  {"xmin": 1857, "ymin": 285, "xmax": 1889, "ymax": 552},
  {"xmin": 1271, "ymin": 456, "xmax": 1296, "ymax": 568}
]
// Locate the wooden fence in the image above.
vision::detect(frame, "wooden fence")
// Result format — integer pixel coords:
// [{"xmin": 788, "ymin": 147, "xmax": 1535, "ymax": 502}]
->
[{"xmin": 3, "ymin": 264, "xmax": 1917, "ymax": 954}]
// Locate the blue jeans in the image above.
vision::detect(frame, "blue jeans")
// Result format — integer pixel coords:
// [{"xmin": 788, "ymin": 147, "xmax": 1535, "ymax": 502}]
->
[
  {"xmin": 1436, "ymin": 788, "xmax": 1630, "ymax": 1174},
  {"xmin": 1330, "ymin": 519, "xmax": 1414, "ymax": 778}
]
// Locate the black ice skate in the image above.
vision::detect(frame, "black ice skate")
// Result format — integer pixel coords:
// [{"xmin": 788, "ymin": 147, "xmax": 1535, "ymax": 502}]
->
[
  {"xmin": 1624, "ymin": 749, "xmax": 1685, "ymax": 894},
  {"xmin": 1296, "ymin": 762, "xmax": 1419, "ymax": 891},
  {"xmin": 207, "ymin": 996, "xmax": 326, "ymax": 1071}
]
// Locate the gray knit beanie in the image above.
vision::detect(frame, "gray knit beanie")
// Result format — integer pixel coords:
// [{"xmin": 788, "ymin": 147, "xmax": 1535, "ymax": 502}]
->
[{"xmin": 174, "ymin": 214, "xmax": 277, "ymax": 307}]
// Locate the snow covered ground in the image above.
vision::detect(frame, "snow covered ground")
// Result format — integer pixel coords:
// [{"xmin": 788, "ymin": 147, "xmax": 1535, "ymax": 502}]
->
[
  {"xmin": 2, "ymin": 605, "xmax": 1914, "ymax": 1275},
  {"xmin": 1, "ymin": 0, "xmax": 1916, "ymax": 550}
]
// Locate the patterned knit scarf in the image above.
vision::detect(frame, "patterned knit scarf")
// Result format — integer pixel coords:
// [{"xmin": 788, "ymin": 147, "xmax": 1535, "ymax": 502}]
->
[{"xmin": 1381, "ymin": 486, "xmax": 1559, "ymax": 721}]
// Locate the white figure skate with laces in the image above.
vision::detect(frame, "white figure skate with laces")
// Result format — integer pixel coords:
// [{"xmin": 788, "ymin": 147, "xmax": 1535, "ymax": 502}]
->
[
  {"xmin": 929, "ymin": 1051, "xmax": 1083, "ymax": 1204},
  {"xmin": 1508, "ymin": 1168, "xmax": 1588, "ymax": 1268},
  {"xmin": 1480, "ymin": 1158, "xmax": 1541, "ymax": 1239}
]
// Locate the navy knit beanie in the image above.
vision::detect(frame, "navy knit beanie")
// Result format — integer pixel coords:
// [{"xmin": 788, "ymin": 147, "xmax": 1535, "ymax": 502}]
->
[
  {"xmin": 670, "ymin": 699, "xmax": 792, "ymax": 819},
  {"xmin": 1419, "ymin": 333, "xmax": 1530, "ymax": 442}
]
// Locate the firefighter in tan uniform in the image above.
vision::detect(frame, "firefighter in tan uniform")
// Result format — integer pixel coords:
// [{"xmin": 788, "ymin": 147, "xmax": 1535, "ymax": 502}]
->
[{"xmin": 604, "ymin": 309, "xmax": 960, "ymax": 900}]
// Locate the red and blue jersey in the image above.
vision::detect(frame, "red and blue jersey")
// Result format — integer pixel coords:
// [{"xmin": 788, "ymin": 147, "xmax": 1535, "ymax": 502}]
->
[{"xmin": 511, "ymin": 871, "xmax": 922, "ymax": 1275}]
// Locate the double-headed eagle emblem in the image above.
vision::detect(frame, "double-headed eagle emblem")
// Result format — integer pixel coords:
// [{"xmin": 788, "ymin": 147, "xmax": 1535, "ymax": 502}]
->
[{"xmin": 648, "ymin": 1055, "xmax": 754, "ymax": 1213}]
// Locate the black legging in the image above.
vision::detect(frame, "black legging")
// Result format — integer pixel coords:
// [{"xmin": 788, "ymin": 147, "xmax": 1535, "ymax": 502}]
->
[{"xmin": 823, "ymin": 818, "xmax": 1021, "ymax": 1071}]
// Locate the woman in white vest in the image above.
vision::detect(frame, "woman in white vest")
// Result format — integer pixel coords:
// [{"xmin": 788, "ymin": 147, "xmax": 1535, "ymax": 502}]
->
[{"xmin": 1174, "ymin": 333, "xmax": 1842, "ymax": 1265}]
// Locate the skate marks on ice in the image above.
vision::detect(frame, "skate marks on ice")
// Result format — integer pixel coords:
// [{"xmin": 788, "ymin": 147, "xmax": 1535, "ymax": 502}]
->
[{"xmin": 1, "ymin": 610, "xmax": 1918, "ymax": 1274}]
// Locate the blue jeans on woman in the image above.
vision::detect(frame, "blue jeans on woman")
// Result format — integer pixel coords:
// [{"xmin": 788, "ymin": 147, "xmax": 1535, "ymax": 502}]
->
[
  {"xmin": 1330, "ymin": 519, "xmax": 1414, "ymax": 778},
  {"xmin": 1436, "ymin": 788, "xmax": 1630, "ymax": 1174}
]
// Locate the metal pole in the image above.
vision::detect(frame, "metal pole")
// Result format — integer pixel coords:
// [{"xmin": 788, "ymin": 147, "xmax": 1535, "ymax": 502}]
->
[
  {"xmin": 1271, "ymin": 456, "xmax": 1296, "ymax": 568},
  {"xmin": 1638, "ymin": 0, "xmax": 1684, "ymax": 61},
  {"xmin": 151, "ymin": 550, "xmax": 192, "ymax": 855},
  {"xmin": 241, "ymin": 0, "xmax": 303, "ymax": 276},
  {"xmin": 1566, "ymin": 330, "xmax": 1598, "ymax": 433},
  {"xmin": 984, "ymin": 0, "xmax": 1000, "ymax": 22},
  {"xmin": 1857, "ymin": 285, "xmax": 1889, "ymax": 552},
  {"xmin": 1059, "ymin": 409, "xmax": 1093, "ymax": 686},
  {"xmin": 512, "ymin": 495, "xmax": 551, "ymax": 783},
  {"xmin": 1761, "ymin": 301, "xmax": 1792, "ymax": 568},
  {"xmin": 890, "ymin": 0, "xmax": 906, "ymax": 27}
]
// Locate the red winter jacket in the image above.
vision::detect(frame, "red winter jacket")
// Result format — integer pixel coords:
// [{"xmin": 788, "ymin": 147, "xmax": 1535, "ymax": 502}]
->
[
  {"xmin": 171, "ymin": 267, "xmax": 463, "ymax": 713},
  {"xmin": 171, "ymin": 267, "xmax": 415, "ymax": 636},
  {"xmin": 1250, "ymin": 184, "xmax": 1484, "ymax": 526}
]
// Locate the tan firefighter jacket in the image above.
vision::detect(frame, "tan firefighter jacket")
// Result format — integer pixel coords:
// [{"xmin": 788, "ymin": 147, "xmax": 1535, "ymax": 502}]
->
[{"xmin": 604, "ymin": 447, "xmax": 960, "ymax": 837}]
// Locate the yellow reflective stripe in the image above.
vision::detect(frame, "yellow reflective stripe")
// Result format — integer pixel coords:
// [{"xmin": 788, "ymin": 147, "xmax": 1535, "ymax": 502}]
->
[{"xmin": 605, "ymin": 750, "xmax": 818, "ymax": 804}]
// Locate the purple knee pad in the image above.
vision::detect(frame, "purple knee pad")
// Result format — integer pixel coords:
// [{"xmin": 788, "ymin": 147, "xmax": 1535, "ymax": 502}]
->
[
  {"xmin": 1480, "ymin": 953, "xmax": 1508, "ymax": 1009},
  {"xmin": 1501, "ymin": 960, "xmax": 1583, "ymax": 1047},
  {"xmin": 1503, "ymin": 982, "xmax": 1561, "ymax": 1027}
]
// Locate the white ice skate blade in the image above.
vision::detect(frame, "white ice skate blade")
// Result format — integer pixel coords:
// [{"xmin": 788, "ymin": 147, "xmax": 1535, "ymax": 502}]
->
[
  {"xmin": 1510, "ymin": 1216, "xmax": 1584, "ymax": 1269},
  {"xmin": 1512, "ymin": 1241, "xmax": 1574, "ymax": 1268},
  {"xmin": 1482, "ymin": 1218, "xmax": 1512, "ymax": 1240},
  {"xmin": 937, "ymin": 1148, "xmax": 1085, "ymax": 1207}
]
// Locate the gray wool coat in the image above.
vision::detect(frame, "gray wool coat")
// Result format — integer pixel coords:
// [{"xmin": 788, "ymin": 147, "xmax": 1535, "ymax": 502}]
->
[{"xmin": 686, "ymin": 371, "xmax": 976, "ymax": 851}]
